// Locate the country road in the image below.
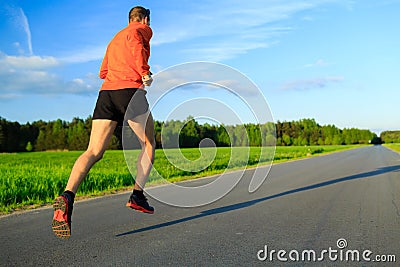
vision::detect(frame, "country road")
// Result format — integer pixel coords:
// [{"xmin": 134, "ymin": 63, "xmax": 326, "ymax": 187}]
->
[{"xmin": 1, "ymin": 145, "xmax": 399, "ymax": 266}]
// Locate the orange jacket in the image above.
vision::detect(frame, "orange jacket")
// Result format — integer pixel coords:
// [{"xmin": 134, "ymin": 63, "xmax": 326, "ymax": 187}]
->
[{"xmin": 99, "ymin": 22, "xmax": 152, "ymax": 90}]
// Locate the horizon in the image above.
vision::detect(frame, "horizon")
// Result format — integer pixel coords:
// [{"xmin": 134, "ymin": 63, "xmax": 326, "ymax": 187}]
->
[{"xmin": 0, "ymin": 114, "xmax": 393, "ymax": 136}]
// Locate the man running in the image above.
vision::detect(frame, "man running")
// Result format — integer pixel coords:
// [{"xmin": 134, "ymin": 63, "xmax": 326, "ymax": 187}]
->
[{"xmin": 52, "ymin": 6, "xmax": 156, "ymax": 239}]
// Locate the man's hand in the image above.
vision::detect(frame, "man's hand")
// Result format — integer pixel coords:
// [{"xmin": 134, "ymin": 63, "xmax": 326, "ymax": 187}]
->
[{"xmin": 142, "ymin": 74, "xmax": 153, "ymax": 87}]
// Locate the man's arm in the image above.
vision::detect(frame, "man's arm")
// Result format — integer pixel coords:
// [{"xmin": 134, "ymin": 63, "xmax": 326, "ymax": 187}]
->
[{"xmin": 132, "ymin": 27, "xmax": 152, "ymax": 78}]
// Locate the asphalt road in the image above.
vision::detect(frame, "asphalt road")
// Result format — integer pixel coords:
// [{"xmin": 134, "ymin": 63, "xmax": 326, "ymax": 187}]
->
[{"xmin": 1, "ymin": 145, "xmax": 399, "ymax": 266}]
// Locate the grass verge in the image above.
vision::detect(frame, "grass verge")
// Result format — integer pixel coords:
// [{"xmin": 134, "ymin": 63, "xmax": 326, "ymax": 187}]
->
[{"xmin": 383, "ymin": 143, "xmax": 400, "ymax": 153}]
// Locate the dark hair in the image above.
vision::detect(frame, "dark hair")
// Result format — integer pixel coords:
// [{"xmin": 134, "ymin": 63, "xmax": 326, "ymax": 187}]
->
[{"xmin": 129, "ymin": 6, "xmax": 150, "ymax": 23}]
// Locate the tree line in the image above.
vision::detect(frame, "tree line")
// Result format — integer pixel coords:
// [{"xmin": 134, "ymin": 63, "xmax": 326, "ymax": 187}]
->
[
  {"xmin": 0, "ymin": 116, "xmax": 384, "ymax": 152},
  {"xmin": 380, "ymin": 131, "xmax": 400, "ymax": 143}
]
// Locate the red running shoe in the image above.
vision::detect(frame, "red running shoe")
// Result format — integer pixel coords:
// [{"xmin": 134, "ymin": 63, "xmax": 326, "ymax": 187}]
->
[
  {"xmin": 52, "ymin": 195, "xmax": 73, "ymax": 239},
  {"xmin": 126, "ymin": 193, "xmax": 154, "ymax": 214}
]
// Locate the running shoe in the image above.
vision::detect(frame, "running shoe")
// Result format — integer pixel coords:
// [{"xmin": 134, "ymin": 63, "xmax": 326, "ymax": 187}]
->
[
  {"xmin": 52, "ymin": 194, "xmax": 73, "ymax": 239},
  {"xmin": 126, "ymin": 193, "xmax": 154, "ymax": 214}
]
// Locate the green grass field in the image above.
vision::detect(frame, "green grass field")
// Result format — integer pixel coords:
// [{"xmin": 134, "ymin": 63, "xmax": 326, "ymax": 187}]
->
[
  {"xmin": 0, "ymin": 145, "xmax": 361, "ymax": 213},
  {"xmin": 383, "ymin": 143, "xmax": 400, "ymax": 153}
]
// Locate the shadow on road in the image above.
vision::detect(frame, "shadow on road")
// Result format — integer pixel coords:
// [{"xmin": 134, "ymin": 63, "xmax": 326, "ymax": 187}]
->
[{"xmin": 116, "ymin": 165, "xmax": 400, "ymax": 237}]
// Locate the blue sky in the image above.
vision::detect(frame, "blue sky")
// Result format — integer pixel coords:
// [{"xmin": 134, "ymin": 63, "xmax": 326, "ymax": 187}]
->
[{"xmin": 0, "ymin": 0, "xmax": 399, "ymax": 134}]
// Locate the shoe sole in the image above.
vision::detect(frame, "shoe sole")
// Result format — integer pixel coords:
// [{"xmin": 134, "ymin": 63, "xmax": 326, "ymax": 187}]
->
[
  {"xmin": 126, "ymin": 202, "xmax": 154, "ymax": 214},
  {"xmin": 52, "ymin": 196, "xmax": 71, "ymax": 239}
]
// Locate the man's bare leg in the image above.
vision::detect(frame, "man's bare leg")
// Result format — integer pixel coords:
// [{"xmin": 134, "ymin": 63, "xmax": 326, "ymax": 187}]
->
[
  {"xmin": 53, "ymin": 119, "xmax": 117, "ymax": 238},
  {"xmin": 65, "ymin": 119, "xmax": 118, "ymax": 193},
  {"xmin": 127, "ymin": 112, "xmax": 156, "ymax": 190}
]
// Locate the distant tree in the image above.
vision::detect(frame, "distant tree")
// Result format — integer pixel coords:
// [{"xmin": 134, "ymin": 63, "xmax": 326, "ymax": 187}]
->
[
  {"xmin": 371, "ymin": 136, "xmax": 382, "ymax": 145},
  {"xmin": 21, "ymin": 123, "xmax": 39, "ymax": 150},
  {"xmin": 67, "ymin": 118, "xmax": 89, "ymax": 150},
  {"xmin": 161, "ymin": 120, "xmax": 182, "ymax": 148},
  {"xmin": 0, "ymin": 119, "xmax": 22, "ymax": 151},
  {"xmin": 107, "ymin": 135, "xmax": 120, "ymax": 150},
  {"xmin": 245, "ymin": 124, "xmax": 262, "ymax": 146},
  {"xmin": 51, "ymin": 119, "xmax": 67, "ymax": 150},
  {"xmin": 26, "ymin": 141, "xmax": 33, "ymax": 152},
  {"xmin": 0, "ymin": 123, "xmax": 4, "ymax": 151},
  {"xmin": 260, "ymin": 122, "xmax": 276, "ymax": 146},
  {"xmin": 233, "ymin": 125, "xmax": 248, "ymax": 146},
  {"xmin": 332, "ymin": 134, "xmax": 344, "ymax": 145},
  {"xmin": 35, "ymin": 128, "xmax": 48, "ymax": 151},
  {"xmin": 381, "ymin": 131, "xmax": 400, "ymax": 143},
  {"xmin": 0, "ymin": 116, "xmax": 384, "ymax": 151},
  {"xmin": 154, "ymin": 121, "xmax": 163, "ymax": 148},
  {"xmin": 264, "ymin": 134, "xmax": 276, "ymax": 146},
  {"xmin": 282, "ymin": 134, "xmax": 292, "ymax": 146},
  {"xmin": 217, "ymin": 125, "xmax": 231, "ymax": 146},
  {"xmin": 317, "ymin": 138, "xmax": 324, "ymax": 146},
  {"xmin": 199, "ymin": 123, "xmax": 218, "ymax": 146},
  {"xmin": 179, "ymin": 117, "xmax": 200, "ymax": 148}
]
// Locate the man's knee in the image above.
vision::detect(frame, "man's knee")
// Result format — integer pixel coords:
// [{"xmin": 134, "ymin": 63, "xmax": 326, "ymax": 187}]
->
[
  {"xmin": 86, "ymin": 149, "xmax": 105, "ymax": 162},
  {"xmin": 143, "ymin": 139, "xmax": 155, "ymax": 162},
  {"xmin": 139, "ymin": 134, "xmax": 155, "ymax": 148},
  {"xmin": 148, "ymin": 136, "xmax": 156, "ymax": 148}
]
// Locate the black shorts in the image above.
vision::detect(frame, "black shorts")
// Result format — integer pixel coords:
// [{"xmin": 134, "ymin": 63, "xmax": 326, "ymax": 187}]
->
[{"xmin": 92, "ymin": 88, "xmax": 149, "ymax": 126}]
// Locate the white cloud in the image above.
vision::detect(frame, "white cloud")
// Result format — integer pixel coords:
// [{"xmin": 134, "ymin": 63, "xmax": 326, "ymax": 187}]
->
[
  {"xmin": 183, "ymin": 41, "xmax": 272, "ymax": 62},
  {"xmin": 13, "ymin": 42, "xmax": 25, "ymax": 54},
  {"xmin": 0, "ymin": 4, "xmax": 102, "ymax": 96},
  {"xmin": 58, "ymin": 45, "xmax": 107, "ymax": 64},
  {"xmin": 303, "ymin": 59, "xmax": 330, "ymax": 68},
  {"xmin": 0, "ymin": 54, "xmax": 101, "ymax": 98},
  {"xmin": 280, "ymin": 76, "xmax": 344, "ymax": 91},
  {"xmin": 148, "ymin": 62, "xmax": 262, "ymax": 102},
  {"xmin": 4, "ymin": 5, "xmax": 33, "ymax": 55},
  {"xmin": 65, "ymin": 73, "xmax": 100, "ymax": 94},
  {"xmin": 0, "ymin": 93, "xmax": 21, "ymax": 100},
  {"xmin": 2, "ymin": 54, "xmax": 59, "ymax": 69},
  {"xmin": 18, "ymin": 7, "xmax": 33, "ymax": 55}
]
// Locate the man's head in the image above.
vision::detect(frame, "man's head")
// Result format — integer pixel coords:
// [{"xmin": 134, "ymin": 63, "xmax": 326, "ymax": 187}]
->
[{"xmin": 129, "ymin": 6, "xmax": 150, "ymax": 25}]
